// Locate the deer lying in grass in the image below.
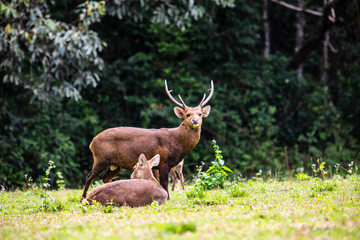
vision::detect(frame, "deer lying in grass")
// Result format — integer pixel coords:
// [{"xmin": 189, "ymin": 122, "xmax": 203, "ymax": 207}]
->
[
  {"xmin": 81, "ymin": 80, "xmax": 214, "ymax": 199},
  {"xmin": 86, "ymin": 154, "xmax": 167, "ymax": 207},
  {"xmin": 170, "ymin": 159, "xmax": 185, "ymax": 191}
]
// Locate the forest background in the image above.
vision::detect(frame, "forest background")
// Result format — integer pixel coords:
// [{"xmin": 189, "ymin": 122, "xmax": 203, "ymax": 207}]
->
[{"xmin": 0, "ymin": 0, "xmax": 359, "ymax": 189}]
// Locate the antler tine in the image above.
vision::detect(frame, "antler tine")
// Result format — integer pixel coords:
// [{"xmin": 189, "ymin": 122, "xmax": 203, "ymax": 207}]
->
[
  {"xmin": 198, "ymin": 93, "xmax": 207, "ymax": 108},
  {"xmin": 178, "ymin": 95, "xmax": 188, "ymax": 108},
  {"xmin": 199, "ymin": 80, "xmax": 214, "ymax": 107},
  {"xmin": 164, "ymin": 79, "xmax": 185, "ymax": 108}
]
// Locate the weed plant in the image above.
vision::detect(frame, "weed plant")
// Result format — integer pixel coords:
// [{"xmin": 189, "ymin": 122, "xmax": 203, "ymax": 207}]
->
[{"xmin": 194, "ymin": 140, "xmax": 233, "ymax": 190}]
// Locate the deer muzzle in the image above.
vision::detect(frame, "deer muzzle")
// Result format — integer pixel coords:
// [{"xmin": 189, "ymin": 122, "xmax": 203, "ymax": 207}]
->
[{"xmin": 191, "ymin": 119, "xmax": 200, "ymax": 128}]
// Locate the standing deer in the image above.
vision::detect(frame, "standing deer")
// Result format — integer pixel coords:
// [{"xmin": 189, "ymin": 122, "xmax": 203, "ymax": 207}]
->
[
  {"xmin": 81, "ymin": 80, "xmax": 214, "ymax": 199},
  {"xmin": 86, "ymin": 154, "xmax": 168, "ymax": 207}
]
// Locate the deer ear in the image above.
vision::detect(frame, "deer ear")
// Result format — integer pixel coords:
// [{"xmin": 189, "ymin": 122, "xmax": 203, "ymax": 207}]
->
[
  {"xmin": 138, "ymin": 154, "xmax": 147, "ymax": 166},
  {"xmin": 201, "ymin": 106, "xmax": 211, "ymax": 118},
  {"xmin": 150, "ymin": 154, "xmax": 160, "ymax": 167},
  {"xmin": 174, "ymin": 107, "xmax": 185, "ymax": 119}
]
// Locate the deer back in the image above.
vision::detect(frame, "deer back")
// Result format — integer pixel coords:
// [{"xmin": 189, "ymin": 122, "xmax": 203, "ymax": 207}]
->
[{"xmin": 90, "ymin": 125, "xmax": 199, "ymax": 170}]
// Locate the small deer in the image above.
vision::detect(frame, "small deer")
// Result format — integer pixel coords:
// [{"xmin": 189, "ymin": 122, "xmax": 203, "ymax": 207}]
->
[
  {"xmin": 86, "ymin": 154, "xmax": 167, "ymax": 207},
  {"xmin": 169, "ymin": 159, "xmax": 185, "ymax": 191},
  {"xmin": 81, "ymin": 80, "xmax": 214, "ymax": 199}
]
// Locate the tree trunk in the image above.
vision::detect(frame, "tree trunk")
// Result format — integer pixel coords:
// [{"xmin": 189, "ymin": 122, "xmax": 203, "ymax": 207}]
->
[
  {"xmin": 321, "ymin": 27, "xmax": 330, "ymax": 92},
  {"xmin": 263, "ymin": 0, "xmax": 270, "ymax": 58},
  {"xmin": 328, "ymin": 25, "xmax": 338, "ymax": 105},
  {"xmin": 321, "ymin": 0, "xmax": 338, "ymax": 105},
  {"xmin": 295, "ymin": 0, "xmax": 305, "ymax": 82}
]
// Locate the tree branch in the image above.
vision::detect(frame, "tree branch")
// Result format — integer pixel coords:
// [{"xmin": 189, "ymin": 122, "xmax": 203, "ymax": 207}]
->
[
  {"xmin": 287, "ymin": 0, "xmax": 345, "ymax": 70},
  {"xmin": 270, "ymin": 0, "xmax": 323, "ymax": 17}
]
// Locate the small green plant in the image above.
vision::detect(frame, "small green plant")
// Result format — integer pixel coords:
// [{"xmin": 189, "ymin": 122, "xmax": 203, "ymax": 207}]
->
[
  {"xmin": 185, "ymin": 186, "xmax": 205, "ymax": 199},
  {"xmin": 151, "ymin": 200, "xmax": 160, "ymax": 208},
  {"xmin": 39, "ymin": 160, "xmax": 66, "ymax": 212},
  {"xmin": 311, "ymin": 181, "xmax": 337, "ymax": 193},
  {"xmin": 311, "ymin": 158, "xmax": 327, "ymax": 180},
  {"xmin": 102, "ymin": 201, "xmax": 115, "ymax": 213},
  {"xmin": 295, "ymin": 173, "xmax": 311, "ymax": 181},
  {"xmin": 252, "ymin": 169, "xmax": 264, "ymax": 181},
  {"xmin": 156, "ymin": 222, "xmax": 197, "ymax": 235},
  {"xmin": 41, "ymin": 160, "xmax": 56, "ymax": 211},
  {"xmin": 91, "ymin": 199, "xmax": 115, "ymax": 213},
  {"xmin": 347, "ymin": 161, "xmax": 358, "ymax": 175},
  {"xmin": 24, "ymin": 174, "xmax": 35, "ymax": 191},
  {"xmin": 79, "ymin": 199, "xmax": 92, "ymax": 213},
  {"xmin": 333, "ymin": 162, "xmax": 359, "ymax": 177},
  {"xmin": 228, "ymin": 183, "xmax": 247, "ymax": 197},
  {"xmin": 195, "ymin": 140, "xmax": 233, "ymax": 190},
  {"xmin": 56, "ymin": 171, "xmax": 66, "ymax": 190}
]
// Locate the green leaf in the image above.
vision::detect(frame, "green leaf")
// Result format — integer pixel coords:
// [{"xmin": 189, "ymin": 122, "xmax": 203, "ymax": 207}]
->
[{"xmin": 222, "ymin": 166, "xmax": 233, "ymax": 173}]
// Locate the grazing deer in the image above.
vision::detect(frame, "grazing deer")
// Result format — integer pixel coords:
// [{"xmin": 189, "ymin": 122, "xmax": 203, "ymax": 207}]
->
[
  {"xmin": 170, "ymin": 159, "xmax": 185, "ymax": 191},
  {"xmin": 86, "ymin": 154, "xmax": 167, "ymax": 207},
  {"xmin": 81, "ymin": 80, "xmax": 214, "ymax": 199}
]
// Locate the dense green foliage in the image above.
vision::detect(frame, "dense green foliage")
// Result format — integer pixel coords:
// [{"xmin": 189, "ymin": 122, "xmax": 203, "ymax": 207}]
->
[{"xmin": 0, "ymin": 0, "xmax": 359, "ymax": 188}]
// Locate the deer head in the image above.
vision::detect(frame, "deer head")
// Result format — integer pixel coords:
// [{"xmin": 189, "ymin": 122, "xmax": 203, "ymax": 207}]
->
[
  {"xmin": 165, "ymin": 80, "xmax": 214, "ymax": 129},
  {"xmin": 130, "ymin": 154, "xmax": 160, "ymax": 181}
]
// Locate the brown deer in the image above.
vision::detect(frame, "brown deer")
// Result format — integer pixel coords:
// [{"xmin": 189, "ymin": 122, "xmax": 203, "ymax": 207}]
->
[
  {"xmin": 170, "ymin": 159, "xmax": 185, "ymax": 191},
  {"xmin": 81, "ymin": 80, "xmax": 214, "ymax": 199},
  {"xmin": 86, "ymin": 154, "xmax": 167, "ymax": 207}
]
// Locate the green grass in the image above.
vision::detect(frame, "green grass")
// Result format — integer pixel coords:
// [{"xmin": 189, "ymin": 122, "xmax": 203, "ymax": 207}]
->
[{"xmin": 1, "ymin": 177, "xmax": 360, "ymax": 239}]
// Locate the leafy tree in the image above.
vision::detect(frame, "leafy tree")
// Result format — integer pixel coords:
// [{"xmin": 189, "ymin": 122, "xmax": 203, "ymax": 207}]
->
[{"xmin": 0, "ymin": 0, "xmax": 104, "ymax": 101}]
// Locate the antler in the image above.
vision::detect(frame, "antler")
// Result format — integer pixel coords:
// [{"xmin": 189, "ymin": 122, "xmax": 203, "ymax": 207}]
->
[
  {"xmin": 198, "ymin": 80, "xmax": 214, "ymax": 107},
  {"xmin": 165, "ymin": 79, "xmax": 214, "ymax": 108},
  {"xmin": 164, "ymin": 80, "xmax": 188, "ymax": 108}
]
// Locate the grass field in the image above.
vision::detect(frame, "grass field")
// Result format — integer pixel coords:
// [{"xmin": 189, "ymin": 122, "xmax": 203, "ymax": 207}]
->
[{"xmin": 1, "ymin": 177, "xmax": 360, "ymax": 240}]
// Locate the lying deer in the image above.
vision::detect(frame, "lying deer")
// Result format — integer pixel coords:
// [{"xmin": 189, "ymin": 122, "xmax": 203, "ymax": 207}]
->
[
  {"xmin": 86, "ymin": 154, "xmax": 167, "ymax": 207},
  {"xmin": 170, "ymin": 159, "xmax": 185, "ymax": 191},
  {"xmin": 81, "ymin": 80, "xmax": 214, "ymax": 199}
]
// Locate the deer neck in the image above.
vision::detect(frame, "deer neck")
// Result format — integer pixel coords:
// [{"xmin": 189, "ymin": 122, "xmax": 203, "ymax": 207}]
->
[
  {"xmin": 142, "ymin": 169, "xmax": 158, "ymax": 182},
  {"xmin": 176, "ymin": 121, "xmax": 201, "ymax": 152}
]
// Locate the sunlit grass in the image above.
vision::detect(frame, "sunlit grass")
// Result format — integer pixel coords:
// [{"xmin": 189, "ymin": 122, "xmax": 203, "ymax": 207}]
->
[{"xmin": 1, "ymin": 177, "xmax": 360, "ymax": 239}]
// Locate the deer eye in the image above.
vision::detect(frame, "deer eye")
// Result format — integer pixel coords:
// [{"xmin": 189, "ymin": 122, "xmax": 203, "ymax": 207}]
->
[
  {"xmin": 186, "ymin": 114, "xmax": 191, "ymax": 118},
  {"xmin": 199, "ymin": 113, "xmax": 202, "ymax": 117}
]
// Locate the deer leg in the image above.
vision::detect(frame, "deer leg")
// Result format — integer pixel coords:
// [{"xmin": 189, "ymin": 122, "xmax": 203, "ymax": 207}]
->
[
  {"xmin": 170, "ymin": 169, "xmax": 177, "ymax": 191},
  {"xmin": 177, "ymin": 169, "xmax": 185, "ymax": 191},
  {"xmin": 102, "ymin": 167, "xmax": 121, "ymax": 183},
  {"xmin": 159, "ymin": 165, "xmax": 170, "ymax": 199},
  {"xmin": 81, "ymin": 164, "xmax": 107, "ymax": 199}
]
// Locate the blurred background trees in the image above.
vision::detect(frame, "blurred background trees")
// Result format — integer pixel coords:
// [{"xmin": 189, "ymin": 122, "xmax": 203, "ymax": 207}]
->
[{"xmin": 1, "ymin": 0, "xmax": 359, "ymax": 188}]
